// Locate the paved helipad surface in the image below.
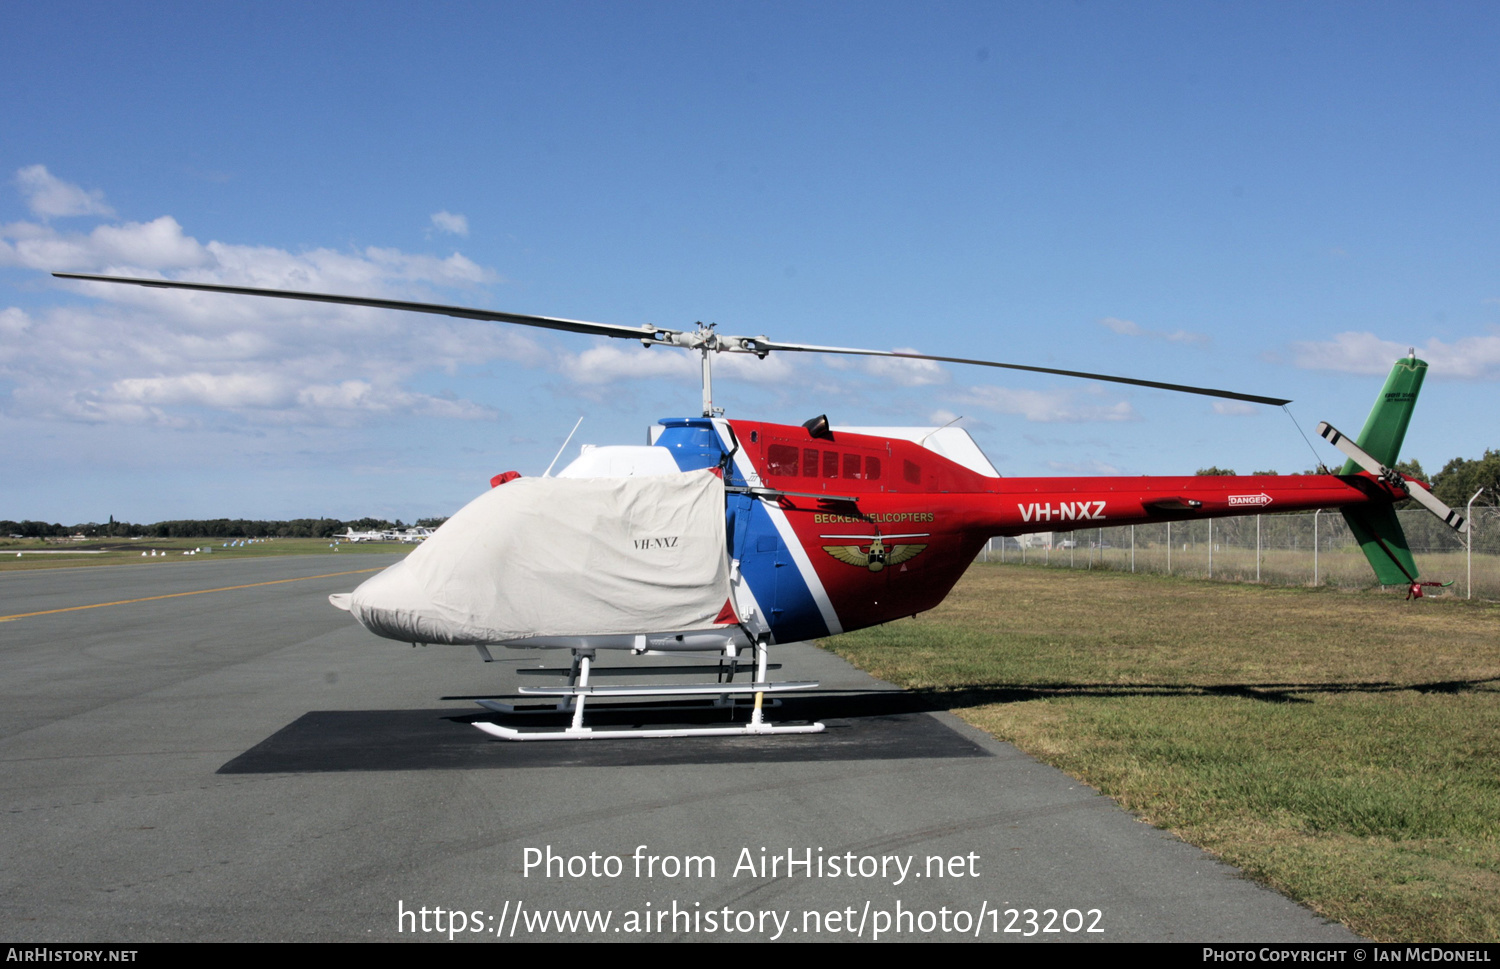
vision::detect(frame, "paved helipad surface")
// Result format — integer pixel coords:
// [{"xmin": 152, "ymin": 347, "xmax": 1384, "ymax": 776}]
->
[{"xmin": 0, "ymin": 556, "xmax": 1360, "ymax": 942}]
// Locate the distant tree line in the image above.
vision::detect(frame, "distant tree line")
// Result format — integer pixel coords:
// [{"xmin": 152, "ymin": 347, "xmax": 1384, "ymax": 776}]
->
[
  {"xmin": 1, "ymin": 516, "xmax": 449, "ymax": 540},
  {"xmin": 8, "ymin": 452, "xmax": 1496, "ymax": 542}
]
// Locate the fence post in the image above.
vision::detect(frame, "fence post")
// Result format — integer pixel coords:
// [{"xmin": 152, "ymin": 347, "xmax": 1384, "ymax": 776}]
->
[
  {"xmin": 1468, "ymin": 489, "xmax": 1484, "ymax": 599},
  {"xmin": 1209, "ymin": 518, "xmax": 1214, "ymax": 579},
  {"xmin": 1167, "ymin": 521, "xmax": 1172, "ymax": 575},
  {"xmin": 1314, "ymin": 509, "xmax": 1321, "ymax": 586},
  {"xmin": 1131, "ymin": 524, "xmax": 1135, "ymax": 573},
  {"xmin": 1256, "ymin": 514, "xmax": 1261, "ymax": 583}
]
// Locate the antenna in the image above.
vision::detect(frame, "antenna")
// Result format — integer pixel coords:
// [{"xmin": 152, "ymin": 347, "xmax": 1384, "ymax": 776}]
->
[
  {"xmin": 920, "ymin": 415, "xmax": 964, "ymax": 447},
  {"xmin": 543, "ymin": 416, "xmax": 585, "ymax": 477}
]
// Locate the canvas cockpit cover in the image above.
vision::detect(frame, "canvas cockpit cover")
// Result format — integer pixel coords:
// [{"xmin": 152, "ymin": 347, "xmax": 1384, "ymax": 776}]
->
[{"xmin": 344, "ymin": 470, "xmax": 731, "ymax": 644}]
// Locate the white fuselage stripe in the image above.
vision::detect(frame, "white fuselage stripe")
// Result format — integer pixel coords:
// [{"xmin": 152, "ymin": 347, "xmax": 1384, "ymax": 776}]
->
[{"xmin": 716, "ymin": 421, "xmax": 844, "ymax": 636}]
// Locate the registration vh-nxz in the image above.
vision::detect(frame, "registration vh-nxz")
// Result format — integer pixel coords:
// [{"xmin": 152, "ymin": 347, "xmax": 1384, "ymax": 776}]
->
[{"xmin": 54, "ymin": 272, "xmax": 1467, "ymax": 740}]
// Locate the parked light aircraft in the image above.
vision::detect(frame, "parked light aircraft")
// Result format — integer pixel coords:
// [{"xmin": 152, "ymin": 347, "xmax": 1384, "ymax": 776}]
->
[
  {"xmin": 339, "ymin": 528, "xmax": 389, "ymax": 543},
  {"xmin": 53, "ymin": 272, "xmax": 1467, "ymax": 740},
  {"xmin": 339, "ymin": 527, "xmax": 433, "ymax": 544}
]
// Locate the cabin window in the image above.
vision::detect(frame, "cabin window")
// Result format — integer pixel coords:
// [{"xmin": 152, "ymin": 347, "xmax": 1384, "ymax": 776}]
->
[
  {"xmin": 822, "ymin": 450, "xmax": 839, "ymax": 479},
  {"xmin": 843, "ymin": 453, "xmax": 862, "ymax": 479},
  {"xmin": 802, "ymin": 448, "xmax": 819, "ymax": 477},
  {"xmin": 903, "ymin": 459, "xmax": 921, "ymax": 485},
  {"xmin": 865, "ymin": 456, "xmax": 881, "ymax": 481},
  {"xmin": 766, "ymin": 444, "xmax": 798, "ymax": 476}
]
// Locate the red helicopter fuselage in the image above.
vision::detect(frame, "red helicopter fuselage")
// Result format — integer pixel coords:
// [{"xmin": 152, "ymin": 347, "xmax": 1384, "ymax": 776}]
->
[{"xmin": 652, "ymin": 418, "xmax": 1411, "ymax": 644}]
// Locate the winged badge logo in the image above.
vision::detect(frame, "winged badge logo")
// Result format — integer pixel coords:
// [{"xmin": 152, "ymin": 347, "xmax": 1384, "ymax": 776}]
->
[{"xmin": 820, "ymin": 533, "xmax": 929, "ymax": 572}]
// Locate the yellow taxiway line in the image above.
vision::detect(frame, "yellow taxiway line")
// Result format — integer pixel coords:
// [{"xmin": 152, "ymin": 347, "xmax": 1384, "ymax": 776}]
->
[{"xmin": 0, "ymin": 567, "xmax": 385, "ymax": 623}]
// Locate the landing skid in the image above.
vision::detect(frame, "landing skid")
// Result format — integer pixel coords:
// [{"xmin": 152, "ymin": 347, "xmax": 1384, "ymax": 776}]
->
[
  {"xmin": 475, "ymin": 696, "xmax": 784, "ymax": 715},
  {"xmin": 472, "ymin": 641, "xmax": 824, "ymax": 741},
  {"xmin": 473, "ymin": 720, "xmax": 825, "ymax": 741}
]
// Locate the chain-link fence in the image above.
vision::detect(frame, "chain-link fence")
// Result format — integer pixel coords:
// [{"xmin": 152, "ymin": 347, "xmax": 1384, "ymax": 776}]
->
[{"xmin": 979, "ymin": 506, "xmax": 1500, "ymax": 599}]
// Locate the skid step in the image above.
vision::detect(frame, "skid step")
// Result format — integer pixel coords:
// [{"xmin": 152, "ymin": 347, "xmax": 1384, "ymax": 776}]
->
[
  {"xmin": 516, "ymin": 663, "xmax": 780, "ymax": 677},
  {"xmin": 516, "ymin": 680, "xmax": 818, "ymax": 698},
  {"xmin": 475, "ymin": 696, "xmax": 782, "ymax": 715}
]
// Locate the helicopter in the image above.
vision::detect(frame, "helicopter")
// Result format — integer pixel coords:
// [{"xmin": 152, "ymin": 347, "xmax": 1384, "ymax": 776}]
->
[{"xmin": 52, "ymin": 272, "xmax": 1469, "ymax": 740}]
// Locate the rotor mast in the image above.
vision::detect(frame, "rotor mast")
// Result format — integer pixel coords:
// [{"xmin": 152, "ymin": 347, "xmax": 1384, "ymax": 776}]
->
[
  {"xmin": 701, "ymin": 346, "xmax": 715, "ymax": 417},
  {"xmin": 696, "ymin": 323, "xmax": 722, "ymax": 417}
]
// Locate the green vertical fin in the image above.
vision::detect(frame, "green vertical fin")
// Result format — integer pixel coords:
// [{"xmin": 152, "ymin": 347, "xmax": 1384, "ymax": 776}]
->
[
  {"xmin": 1341, "ymin": 505, "xmax": 1419, "ymax": 585},
  {"xmin": 1337, "ymin": 355, "xmax": 1427, "ymax": 473},
  {"xmin": 1337, "ymin": 355, "xmax": 1427, "ymax": 584}
]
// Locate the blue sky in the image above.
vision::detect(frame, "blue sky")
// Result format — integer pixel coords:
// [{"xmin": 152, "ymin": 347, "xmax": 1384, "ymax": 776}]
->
[{"xmin": 3, "ymin": 1, "xmax": 1497, "ymax": 523}]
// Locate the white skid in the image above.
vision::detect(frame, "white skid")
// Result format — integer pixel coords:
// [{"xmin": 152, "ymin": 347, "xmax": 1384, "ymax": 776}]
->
[
  {"xmin": 517, "ymin": 680, "xmax": 817, "ymax": 698},
  {"xmin": 473, "ymin": 641, "xmax": 820, "ymax": 741},
  {"xmin": 472, "ymin": 721, "xmax": 825, "ymax": 741},
  {"xmin": 475, "ymin": 697, "xmax": 782, "ymax": 715}
]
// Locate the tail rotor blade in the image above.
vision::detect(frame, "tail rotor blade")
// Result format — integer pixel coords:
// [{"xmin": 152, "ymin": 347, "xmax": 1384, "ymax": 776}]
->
[
  {"xmin": 1318, "ymin": 422, "xmax": 1468, "ymax": 534},
  {"xmin": 1403, "ymin": 480, "xmax": 1470, "ymax": 534},
  {"xmin": 1317, "ymin": 422, "xmax": 1382, "ymax": 475}
]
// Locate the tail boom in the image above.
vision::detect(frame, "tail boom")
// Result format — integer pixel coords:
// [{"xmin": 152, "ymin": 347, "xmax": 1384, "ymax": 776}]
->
[{"xmin": 982, "ymin": 472, "xmax": 1405, "ymax": 535}]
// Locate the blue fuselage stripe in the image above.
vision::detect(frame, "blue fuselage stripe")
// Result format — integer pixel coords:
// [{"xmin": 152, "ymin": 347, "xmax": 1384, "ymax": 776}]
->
[{"xmin": 655, "ymin": 420, "xmax": 829, "ymax": 643}]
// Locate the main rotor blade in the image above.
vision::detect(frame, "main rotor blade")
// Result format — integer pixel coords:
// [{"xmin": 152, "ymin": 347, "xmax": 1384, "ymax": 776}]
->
[
  {"xmin": 51, "ymin": 273, "xmax": 664, "ymax": 342},
  {"xmin": 754, "ymin": 340, "xmax": 1292, "ymax": 406},
  {"xmin": 54, "ymin": 272, "xmax": 1289, "ymax": 405},
  {"xmin": 1317, "ymin": 421, "xmax": 1468, "ymax": 533}
]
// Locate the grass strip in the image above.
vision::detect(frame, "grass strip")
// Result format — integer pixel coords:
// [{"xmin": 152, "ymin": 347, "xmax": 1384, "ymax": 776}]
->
[
  {"xmin": 822, "ymin": 563, "xmax": 1500, "ymax": 942},
  {"xmin": 0, "ymin": 536, "xmax": 409, "ymax": 571}
]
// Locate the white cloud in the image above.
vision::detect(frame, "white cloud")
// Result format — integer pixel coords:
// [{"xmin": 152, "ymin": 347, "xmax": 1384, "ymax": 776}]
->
[
  {"xmin": 1099, "ymin": 317, "xmax": 1141, "ymax": 337},
  {"xmin": 1165, "ymin": 330, "xmax": 1206, "ymax": 345},
  {"xmin": 113, "ymin": 372, "xmax": 296, "ymax": 409},
  {"xmin": 430, "ymin": 211, "xmax": 469, "ymax": 236},
  {"xmin": 295, "ymin": 380, "xmax": 494, "ymax": 421},
  {"xmin": 1, "ymin": 213, "xmax": 502, "ymax": 288},
  {"xmin": 0, "ymin": 216, "xmax": 208, "ymax": 271},
  {"xmin": 0, "ymin": 196, "xmax": 534, "ymax": 428},
  {"xmin": 558, "ymin": 340, "xmax": 799, "ymax": 388},
  {"xmin": 14, "ymin": 165, "xmax": 115, "ymax": 218},
  {"xmin": 24, "ymin": 371, "xmax": 499, "ymax": 428},
  {"xmin": 0, "ymin": 307, "xmax": 29, "ymax": 343},
  {"xmin": 953, "ymin": 385, "xmax": 1137, "ymax": 423},
  {"xmin": 1212, "ymin": 401, "xmax": 1259, "ymax": 416},
  {"xmin": 1098, "ymin": 316, "xmax": 1209, "ymax": 346},
  {"xmin": 824, "ymin": 348, "xmax": 949, "ymax": 387},
  {"xmin": 1288, "ymin": 331, "xmax": 1500, "ymax": 380},
  {"xmin": 566, "ymin": 342, "xmax": 699, "ymax": 385}
]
